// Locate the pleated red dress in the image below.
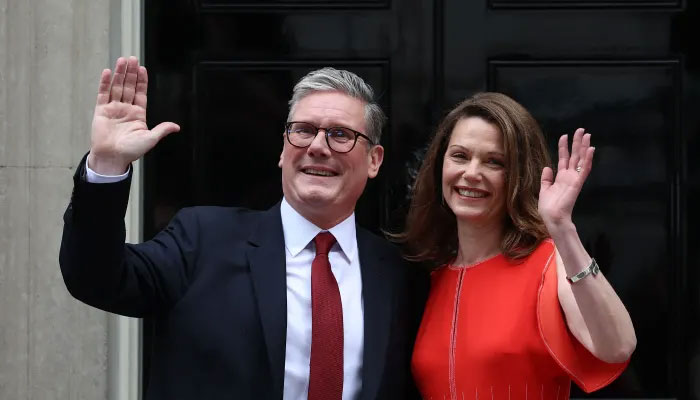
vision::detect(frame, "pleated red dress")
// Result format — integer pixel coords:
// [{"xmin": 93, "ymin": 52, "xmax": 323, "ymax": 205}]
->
[{"xmin": 411, "ymin": 240, "xmax": 629, "ymax": 400}]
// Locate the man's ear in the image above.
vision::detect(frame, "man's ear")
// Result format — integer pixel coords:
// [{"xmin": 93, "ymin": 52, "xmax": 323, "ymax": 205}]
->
[
  {"xmin": 367, "ymin": 145, "xmax": 384, "ymax": 179},
  {"xmin": 278, "ymin": 143, "xmax": 284, "ymax": 168}
]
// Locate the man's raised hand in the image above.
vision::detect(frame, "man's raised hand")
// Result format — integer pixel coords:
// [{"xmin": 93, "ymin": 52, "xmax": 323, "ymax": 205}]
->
[{"xmin": 88, "ymin": 57, "xmax": 179, "ymax": 175}]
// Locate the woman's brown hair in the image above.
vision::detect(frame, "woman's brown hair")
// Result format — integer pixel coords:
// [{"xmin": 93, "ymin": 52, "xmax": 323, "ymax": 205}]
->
[{"xmin": 394, "ymin": 92, "xmax": 552, "ymax": 267}]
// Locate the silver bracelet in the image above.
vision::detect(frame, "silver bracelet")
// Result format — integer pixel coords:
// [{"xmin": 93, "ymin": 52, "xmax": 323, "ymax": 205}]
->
[{"xmin": 566, "ymin": 258, "xmax": 600, "ymax": 284}]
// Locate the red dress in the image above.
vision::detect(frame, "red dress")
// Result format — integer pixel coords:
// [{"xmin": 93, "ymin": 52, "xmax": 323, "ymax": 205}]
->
[{"xmin": 411, "ymin": 240, "xmax": 629, "ymax": 400}]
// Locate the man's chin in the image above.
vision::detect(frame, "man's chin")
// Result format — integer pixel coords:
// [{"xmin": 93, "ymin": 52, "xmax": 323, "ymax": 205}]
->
[{"xmin": 298, "ymin": 193, "xmax": 335, "ymax": 208}]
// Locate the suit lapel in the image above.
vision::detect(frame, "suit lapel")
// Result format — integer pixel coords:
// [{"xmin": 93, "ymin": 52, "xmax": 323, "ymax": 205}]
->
[
  {"xmin": 247, "ymin": 203, "xmax": 287, "ymax": 398},
  {"xmin": 357, "ymin": 229, "xmax": 395, "ymax": 400}
]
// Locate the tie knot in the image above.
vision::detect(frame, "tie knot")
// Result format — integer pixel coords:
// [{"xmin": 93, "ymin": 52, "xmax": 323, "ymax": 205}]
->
[{"xmin": 314, "ymin": 232, "xmax": 336, "ymax": 256}]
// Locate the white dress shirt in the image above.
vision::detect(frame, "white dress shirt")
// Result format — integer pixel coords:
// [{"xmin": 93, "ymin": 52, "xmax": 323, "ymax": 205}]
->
[
  {"xmin": 280, "ymin": 198, "xmax": 364, "ymax": 400},
  {"xmin": 84, "ymin": 159, "xmax": 130, "ymax": 183},
  {"xmin": 85, "ymin": 161, "xmax": 365, "ymax": 400}
]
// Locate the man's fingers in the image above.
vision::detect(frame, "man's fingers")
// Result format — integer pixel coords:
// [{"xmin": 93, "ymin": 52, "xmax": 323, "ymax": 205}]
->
[
  {"xmin": 151, "ymin": 122, "xmax": 181, "ymax": 142},
  {"xmin": 121, "ymin": 57, "xmax": 140, "ymax": 105},
  {"xmin": 96, "ymin": 69, "xmax": 112, "ymax": 106},
  {"xmin": 109, "ymin": 57, "xmax": 127, "ymax": 103},
  {"xmin": 134, "ymin": 66, "xmax": 148, "ymax": 109}
]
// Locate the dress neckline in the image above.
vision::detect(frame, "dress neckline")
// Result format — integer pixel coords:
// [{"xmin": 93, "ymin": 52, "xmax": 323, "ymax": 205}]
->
[{"xmin": 447, "ymin": 252, "xmax": 503, "ymax": 271}]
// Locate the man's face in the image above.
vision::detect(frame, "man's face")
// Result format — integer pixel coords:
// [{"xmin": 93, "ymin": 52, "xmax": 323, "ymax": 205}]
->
[{"xmin": 279, "ymin": 91, "xmax": 384, "ymax": 229}]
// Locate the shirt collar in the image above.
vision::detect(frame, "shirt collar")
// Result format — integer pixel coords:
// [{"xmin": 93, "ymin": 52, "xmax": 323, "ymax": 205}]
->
[{"xmin": 280, "ymin": 197, "xmax": 357, "ymax": 263}]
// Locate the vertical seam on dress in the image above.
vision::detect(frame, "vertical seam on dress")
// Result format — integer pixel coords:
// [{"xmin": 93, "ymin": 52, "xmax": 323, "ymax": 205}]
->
[{"xmin": 449, "ymin": 269, "xmax": 465, "ymax": 400}]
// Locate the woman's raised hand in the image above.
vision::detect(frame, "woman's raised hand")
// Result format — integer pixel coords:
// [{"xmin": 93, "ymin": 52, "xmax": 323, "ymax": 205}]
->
[{"xmin": 538, "ymin": 128, "xmax": 595, "ymax": 232}]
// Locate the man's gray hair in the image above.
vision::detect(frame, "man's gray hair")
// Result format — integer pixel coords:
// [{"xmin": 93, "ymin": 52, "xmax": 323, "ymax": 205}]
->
[{"xmin": 288, "ymin": 67, "xmax": 387, "ymax": 145}]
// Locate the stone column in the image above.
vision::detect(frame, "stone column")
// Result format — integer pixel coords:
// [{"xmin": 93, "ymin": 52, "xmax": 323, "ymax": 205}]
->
[{"xmin": 0, "ymin": 1, "xmax": 114, "ymax": 399}]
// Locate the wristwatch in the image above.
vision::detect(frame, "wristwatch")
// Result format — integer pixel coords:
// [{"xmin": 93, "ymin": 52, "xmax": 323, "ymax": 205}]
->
[{"xmin": 566, "ymin": 258, "xmax": 600, "ymax": 284}]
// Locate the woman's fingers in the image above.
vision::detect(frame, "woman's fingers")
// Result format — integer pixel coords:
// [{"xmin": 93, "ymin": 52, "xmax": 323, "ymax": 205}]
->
[
  {"xmin": 577, "ymin": 146, "xmax": 595, "ymax": 183},
  {"xmin": 540, "ymin": 166, "xmax": 554, "ymax": 193},
  {"xmin": 568, "ymin": 128, "xmax": 585, "ymax": 171},
  {"xmin": 557, "ymin": 134, "xmax": 569, "ymax": 172},
  {"xmin": 581, "ymin": 133, "xmax": 591, "ymax": 157}
]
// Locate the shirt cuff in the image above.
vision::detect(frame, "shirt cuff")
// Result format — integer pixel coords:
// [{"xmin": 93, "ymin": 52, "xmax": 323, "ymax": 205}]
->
[{"xmin": 85, "ymin": 158, "xmax": 130, "ymax": 183}]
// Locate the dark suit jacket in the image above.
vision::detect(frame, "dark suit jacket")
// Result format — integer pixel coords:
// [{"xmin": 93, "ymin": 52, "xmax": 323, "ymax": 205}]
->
[{"xmin": 60, "ymin": 156, "xmax": 428, "ymax": 400}]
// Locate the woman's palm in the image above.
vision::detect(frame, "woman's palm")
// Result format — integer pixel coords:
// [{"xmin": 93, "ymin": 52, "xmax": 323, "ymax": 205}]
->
[{"xmin": 539, "ymin": 129, "xmax": 595, "ymax": 229}]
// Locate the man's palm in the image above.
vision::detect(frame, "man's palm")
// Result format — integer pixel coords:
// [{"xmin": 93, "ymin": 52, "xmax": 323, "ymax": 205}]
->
[{"xmin": 89, "ymin": 57, "xmax": 179, "ymax": 174}]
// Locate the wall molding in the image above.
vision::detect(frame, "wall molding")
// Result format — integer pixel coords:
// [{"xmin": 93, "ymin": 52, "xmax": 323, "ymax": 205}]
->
[{"xmin": 108, "ymin": 1, "xmax": 143, "ymax": 400}]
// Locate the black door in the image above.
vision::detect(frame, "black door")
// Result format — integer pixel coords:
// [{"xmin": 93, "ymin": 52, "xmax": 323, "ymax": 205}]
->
[{"xmin": 144, "ymin": 0, "xmax": 699, "ymax": 397}]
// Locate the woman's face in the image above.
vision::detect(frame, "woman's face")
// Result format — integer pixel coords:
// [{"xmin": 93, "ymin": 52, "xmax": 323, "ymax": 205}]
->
[{"xmin": 441, "ymin": 116, "xmax": 507, "ymax": 227}]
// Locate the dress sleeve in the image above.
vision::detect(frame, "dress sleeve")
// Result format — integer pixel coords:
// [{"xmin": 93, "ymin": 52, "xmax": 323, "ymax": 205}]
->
[{"xmin": 536, "ymin": 248, "xmax": 630, "ymax": 393}]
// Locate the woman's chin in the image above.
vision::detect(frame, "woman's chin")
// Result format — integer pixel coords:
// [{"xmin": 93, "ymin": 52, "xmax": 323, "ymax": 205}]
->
[{"xmin": 453, "ymin": 211, "xmax": 501, "ymax": 228}]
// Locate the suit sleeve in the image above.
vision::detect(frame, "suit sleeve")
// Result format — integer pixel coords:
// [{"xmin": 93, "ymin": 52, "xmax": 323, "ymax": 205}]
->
[{"xmin": 59, "ymin": 153, "xmax": 197, "ymax": 317}]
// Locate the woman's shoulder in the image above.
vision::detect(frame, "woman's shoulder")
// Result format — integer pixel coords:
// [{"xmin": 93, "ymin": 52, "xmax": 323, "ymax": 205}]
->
[
  {"xmin": 529, "ymin": 238, "xmax": 556, "ymax": 261},
  {"xmin": 501, "ymin": 239, "xmax": 556, "ymax": 274}
]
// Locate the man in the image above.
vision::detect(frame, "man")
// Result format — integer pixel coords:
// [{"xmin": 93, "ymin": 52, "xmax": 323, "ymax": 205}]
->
[{"xmin": 60, "ymin": 56, "xmax": 427, "ymax": 399}]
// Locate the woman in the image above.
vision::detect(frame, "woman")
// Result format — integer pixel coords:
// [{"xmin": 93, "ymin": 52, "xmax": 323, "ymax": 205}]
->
[{"xmin": 399, "ymin": 93, "xmax": 636, "ymax": 399}]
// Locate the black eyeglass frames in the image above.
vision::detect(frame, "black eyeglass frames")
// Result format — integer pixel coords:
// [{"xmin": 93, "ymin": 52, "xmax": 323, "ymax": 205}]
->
[{"xmin": 284, "ymin": 121, "xmax": 374, "ymax": 153}]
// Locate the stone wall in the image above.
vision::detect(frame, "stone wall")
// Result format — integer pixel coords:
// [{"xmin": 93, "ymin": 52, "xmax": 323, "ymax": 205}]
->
[{"xmin": 0, "ymin": 1, "xmax": 114, "ymax": 398}]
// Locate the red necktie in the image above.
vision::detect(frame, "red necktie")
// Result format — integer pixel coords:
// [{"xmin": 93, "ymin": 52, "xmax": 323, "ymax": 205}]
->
[{"xmin": 308, "ymin": 232, "xmax": 343, "ymax": 400}]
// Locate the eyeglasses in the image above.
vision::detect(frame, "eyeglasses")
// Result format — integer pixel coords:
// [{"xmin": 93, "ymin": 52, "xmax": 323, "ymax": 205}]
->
[{"xmin": 284, "ymin": 121, "xmax": 374, "ymax": 153}]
